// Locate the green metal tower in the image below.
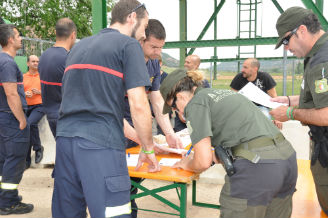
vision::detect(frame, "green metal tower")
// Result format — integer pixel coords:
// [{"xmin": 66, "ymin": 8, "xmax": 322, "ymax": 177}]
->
[{"xmin": 236, "ymin": 0, "xmax": 262, "ymax": 72}]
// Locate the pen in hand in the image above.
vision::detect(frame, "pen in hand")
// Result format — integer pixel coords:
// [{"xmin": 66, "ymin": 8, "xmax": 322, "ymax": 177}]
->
[{"xmin": 185, "ymin": 145, "xmax": 193, "ymax": 157}]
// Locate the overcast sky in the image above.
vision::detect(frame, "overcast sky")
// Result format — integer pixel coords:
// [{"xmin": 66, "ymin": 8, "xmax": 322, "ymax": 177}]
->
[{"xmin": 141, "ymin": 0, "xmax": 328, "ymax": 67}]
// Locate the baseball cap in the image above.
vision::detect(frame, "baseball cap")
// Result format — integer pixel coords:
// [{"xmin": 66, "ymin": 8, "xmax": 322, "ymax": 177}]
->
[
  {"xmin": 275, "ymin": 6, "xmax": 313, "ymax": 49},
  {"xmin": 160, "ymin": 68, "xmax": 187, "ymax": 114}
]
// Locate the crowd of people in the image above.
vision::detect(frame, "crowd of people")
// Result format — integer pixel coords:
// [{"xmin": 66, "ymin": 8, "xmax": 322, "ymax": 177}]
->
[{"xmin": 0, "ymin": 2, "xmax": 327, "ymax": 218}]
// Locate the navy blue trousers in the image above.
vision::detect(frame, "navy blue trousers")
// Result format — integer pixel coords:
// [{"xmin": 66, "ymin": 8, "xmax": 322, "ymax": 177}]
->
[
  {"xmin": 52, "ymin": 136, "xmax": 131, "ymax": 218},
  {"xmin": 26, "ymin": 104, "xmax": 45, "ymax": 164},
  {"xmin": 0, "ymin": 112, "xmax": 29, "ymax": 208}
]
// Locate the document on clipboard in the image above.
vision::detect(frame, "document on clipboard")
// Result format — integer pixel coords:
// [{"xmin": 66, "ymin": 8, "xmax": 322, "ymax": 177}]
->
[{"xmin": 238, "ymin": 82, "xmax": 287, "ymax": 109}]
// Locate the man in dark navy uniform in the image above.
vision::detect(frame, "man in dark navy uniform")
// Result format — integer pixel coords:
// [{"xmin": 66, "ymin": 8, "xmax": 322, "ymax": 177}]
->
[
  {"xmin": 123, "ymin": 19, "xmax": 182, "ymax": 218},
  {"xmin": 124, "ymin": 19, "xmax": 182, "ymax": 149},
  {"xmin": 0, "ymin": 24, "xmax": 33, "ymax": 215},
  {"xmin": 52, "ymin": 1, "xmax": 160, "ymax": 218},
  {"xmin": 39, "ymin": 18, "xmax": 76, "ymax": 137}
]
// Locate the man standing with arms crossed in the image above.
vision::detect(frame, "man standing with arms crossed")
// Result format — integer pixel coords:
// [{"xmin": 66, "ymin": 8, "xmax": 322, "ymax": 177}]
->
[
  {"xmin": 23, "ymin": 55, "xmax": 44, "ymax": 168},
  {"xmin": 39, "ymin": 18, "xmax": 76, "ymax": 137},
  {"xmin": 270, "ymin": 7, "xmax": 328, "ymax": 215},
  {"xmin": 52, "ymin": 1, "xmax": 160, "ymax": 218},
  {"xmin": 0, "ymin": 24, "xmax": 33, "ymax": 215}
]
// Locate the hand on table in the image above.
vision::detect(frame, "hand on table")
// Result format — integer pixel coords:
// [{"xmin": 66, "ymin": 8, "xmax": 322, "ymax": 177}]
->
[
  {"xmin": 172, "ymin": 152, "xmax": 194, "ymax": 171},
  {"xmin": 166, "ymin": 133, "xmax": 183, "ymax": 149},
  {"xmin": 135, "ymin": 152, "xmax": 161, "ymax": 173}
]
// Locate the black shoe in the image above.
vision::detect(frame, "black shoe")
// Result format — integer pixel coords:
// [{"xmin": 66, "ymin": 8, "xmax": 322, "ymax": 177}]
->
[
  {"xmin": 35, "ymin": 146, "xmax": 44, "ymax": 164},
  {"xmin": 0, "ymin": 202, "xmax": 34, "ymax": 215}
]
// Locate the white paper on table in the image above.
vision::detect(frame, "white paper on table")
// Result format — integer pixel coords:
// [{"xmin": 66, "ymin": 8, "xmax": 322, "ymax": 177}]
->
[
  {"xmin": 154, "ymin": 144, "xmax": 186, "ymax": 155},
  {"xmin": 159, "ymin": 158, "xmax": 181, "ymax": 166},
  {"xmin": 238, "ymin": 82, "xmax": 287, "ymax": 109},
  {"xmin": 126, "ymin": 154, "xmax": 139, "ymax": 167}
]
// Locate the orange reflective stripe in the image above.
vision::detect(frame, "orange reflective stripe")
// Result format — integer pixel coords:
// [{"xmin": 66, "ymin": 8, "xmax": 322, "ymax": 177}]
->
[
  {"xmin": 40, "ymin": 80, "xmax": 62, "ymax": 86},
  {"xmin": 65, "ymin": 64, "xmax": 123, "ymax": 79}
]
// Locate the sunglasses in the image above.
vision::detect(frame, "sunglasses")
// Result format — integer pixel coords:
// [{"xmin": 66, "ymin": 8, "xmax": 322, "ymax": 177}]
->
[
  {"xmin": 171, "ymin": 96, "xmax": 178, "ymax": 111},
  {"xmin": 282, "ymin": 27, "xmax": 298, "ymax": 46},
  {"xmin": 131, "ymin": 3, "xmax": 146, "ymax": 13}
]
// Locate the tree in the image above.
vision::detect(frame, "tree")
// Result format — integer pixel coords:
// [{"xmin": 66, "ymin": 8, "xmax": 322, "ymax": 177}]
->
[{"xmin": 0, "ymin": 0, "xmax": 115, "ymax": 40}]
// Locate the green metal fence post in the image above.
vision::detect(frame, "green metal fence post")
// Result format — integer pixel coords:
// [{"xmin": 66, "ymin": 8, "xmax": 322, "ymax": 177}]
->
[{"xmin": 92, "ymin": 0, "xmax": 107, "ymax": 35}]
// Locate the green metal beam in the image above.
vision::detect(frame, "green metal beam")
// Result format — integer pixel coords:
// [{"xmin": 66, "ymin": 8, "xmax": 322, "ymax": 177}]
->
[
  {"xmin": 164, "ymin": 37, "xmax": 278, "ymax": 49},
  {"xmin": 301, "ymin": 0, "xmax": 328, "ymax": 31},
  {"xmin": 271, "ymin": 0, "xmax": 284, "ymax": 14},
  {"xmin": 187, "ymin": 0, "xmax": 225, "ymax": 55},
  {"xmin": 316, "ymin": 0, "xmax": 324, "ymax": 12},
  {"xmin": 179, "ymin": 0, "xmax": 187, "ymax": 67},
  {"xmin": 92, "ymin": 0, "xmax": 107, "ymax": 35}
]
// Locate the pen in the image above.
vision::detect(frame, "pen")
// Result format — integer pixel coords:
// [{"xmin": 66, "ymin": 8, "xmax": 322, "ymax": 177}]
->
[
  {"xmin": 128, "ymin": 153, "xmax": 130, "ymax": 158},
  {"xmin": 185, "ymin": 145, "xmax": 193, "ymax": 157}
]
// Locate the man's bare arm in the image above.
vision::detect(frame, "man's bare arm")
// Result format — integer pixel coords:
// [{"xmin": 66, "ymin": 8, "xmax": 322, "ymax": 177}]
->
[
  {"xmin": 127, "ymin": 87, "xmax": 153, "ymax": 149},
  {"xmin": 267, "ymin": 87, "xmax": 277, "ymax": 98},
  {"xmin": 123, "ymin": 119, "xmax": 141, "ymax": 145},
  {"xmin": 293, "ymin": 107, "xmax": 328, "ymax": 126}
]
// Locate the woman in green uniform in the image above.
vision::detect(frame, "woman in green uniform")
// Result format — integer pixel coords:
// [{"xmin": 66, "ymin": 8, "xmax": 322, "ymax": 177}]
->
[{"xmin": 160, "ymin": 69, "xmax": 298, "ymax": 218}]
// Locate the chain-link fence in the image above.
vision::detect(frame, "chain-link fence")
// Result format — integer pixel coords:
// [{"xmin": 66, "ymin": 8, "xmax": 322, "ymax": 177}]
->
[{"xmin": 17, "ymin": 37, "xmax": 54, "ymax": 57}]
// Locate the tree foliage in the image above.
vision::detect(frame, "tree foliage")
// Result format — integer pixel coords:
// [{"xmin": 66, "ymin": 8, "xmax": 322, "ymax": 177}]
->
[{"xmin": 0, "ymin": 0, "xmax": 115, "ymax": 40}]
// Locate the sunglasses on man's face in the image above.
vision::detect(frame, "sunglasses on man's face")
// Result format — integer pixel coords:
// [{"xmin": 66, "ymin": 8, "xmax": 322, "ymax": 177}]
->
[{"xmin": 282, "ymin": 27, "xmax": 298, "ymax": 46}]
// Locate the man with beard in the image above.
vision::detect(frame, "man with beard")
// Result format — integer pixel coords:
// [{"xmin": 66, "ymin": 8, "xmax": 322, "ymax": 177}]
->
[
  {"xmin": 51, "ymin": 1, "xmax": 160, "ymax": 217},
  {"xmin": 0, "ymin": 24, "xmax": 33, "ymax": 215}
]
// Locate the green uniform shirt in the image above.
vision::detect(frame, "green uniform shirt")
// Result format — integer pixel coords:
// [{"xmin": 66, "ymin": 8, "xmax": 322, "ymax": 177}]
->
[
  {"xmin": 184, "ymin": 88, "xmax": 280, "ymax": 148},
  {"xmin": 300, "ymin": 32, "xmax": 328, "ymax": 109}
]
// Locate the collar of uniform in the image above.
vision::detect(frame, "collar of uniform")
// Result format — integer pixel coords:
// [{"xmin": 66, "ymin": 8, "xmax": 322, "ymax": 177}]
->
[
  {"xmin": 194, "ymin": 86, "xmax": 204, "ymax": 95},
  {"xmin": 305, "ymin": 31, "xmax": 328, "ymax": 59},
  {"xmin": 101, "ymin": 28, "xmax": 119, "ymax": 34},
  {"xmin": 26, "ymin": 71, "xmax": 39, "ymax": 77}
]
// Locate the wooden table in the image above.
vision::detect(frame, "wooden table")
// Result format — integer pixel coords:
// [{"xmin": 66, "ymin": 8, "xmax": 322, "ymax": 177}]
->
[{"xmin": 127, "ymin": 145, "xmax": 201, "ymax": 218}]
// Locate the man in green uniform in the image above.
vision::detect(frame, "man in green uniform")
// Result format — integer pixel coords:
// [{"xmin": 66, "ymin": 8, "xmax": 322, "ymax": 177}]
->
[
  {"xmin": 160, "ymin": 69, "xmax": 297, "ymax": 218},
  {"xmin": 270, "ymin": 6, "xmax": 328, "ymax": 215}
]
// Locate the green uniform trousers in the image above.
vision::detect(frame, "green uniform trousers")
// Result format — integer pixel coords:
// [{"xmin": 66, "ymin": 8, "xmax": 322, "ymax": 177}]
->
[{"xmin": 310, "ymin": 140, "xmax": 328, "ymax": 215}]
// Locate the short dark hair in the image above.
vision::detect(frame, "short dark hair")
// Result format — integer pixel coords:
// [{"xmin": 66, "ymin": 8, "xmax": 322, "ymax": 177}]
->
[
  {"xmin": 301, "ymin": 13, "xmax": 322, "ymax": 34},
  {"xmin": 145, "ymin": 19, "xmax": 166, "ymax": 41},
  {"xmin": 56, "ymin": 18, "xmax": 76, "ymax": 39},
  {"xmin": 110, "ymin": 0, "xmax": 147, "ymax": 25},
  {"xmin": 0, "ymin": 24, "xmax": 16, "ymax": 47}
]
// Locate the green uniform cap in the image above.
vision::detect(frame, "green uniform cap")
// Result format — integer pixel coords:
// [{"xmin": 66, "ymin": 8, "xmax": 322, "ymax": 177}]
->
[
  {"xmin": 160, "ymin": 68, "xmax": 187, "ymax": 114},
  {"xmin": 275, "ymin": 6, "xmax": 313, "ymax": 49}
]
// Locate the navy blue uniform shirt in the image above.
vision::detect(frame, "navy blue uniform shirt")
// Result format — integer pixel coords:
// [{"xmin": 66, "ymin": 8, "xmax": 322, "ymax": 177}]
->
[
  {"xmin": 39, "ymin": 47, "xmax": 68, "ymax": 119},
  {"xmin": 0, "ymin": 52, "xmax": 27, "ymax": 111},
  {"xmin": 57, "ymin": 28, "xmax": 150, "ymax": 150},
  {"xmin": 124, "ymin": 59, "xmax": 161, "ymax": 124}
]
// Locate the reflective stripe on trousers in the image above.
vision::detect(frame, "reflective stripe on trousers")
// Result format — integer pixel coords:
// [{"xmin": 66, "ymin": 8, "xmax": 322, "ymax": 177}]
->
[
  {"xmin": 1, "ymin": 183, "xmax": 18, "ymax": 190},
  {"xmin": 105, "ymin": 202, "xmax": 131, "ymax": 218}
]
